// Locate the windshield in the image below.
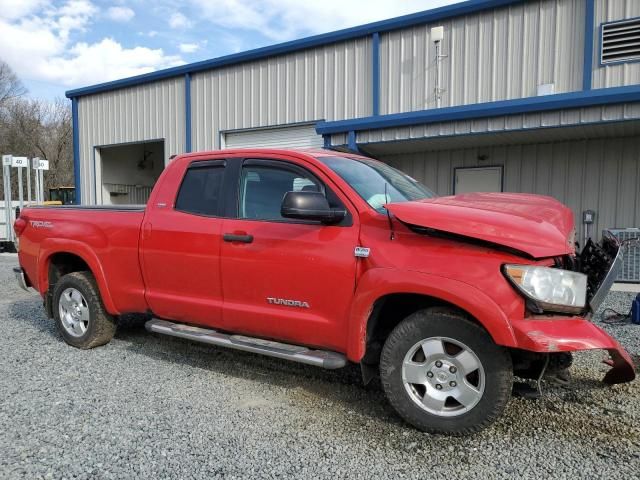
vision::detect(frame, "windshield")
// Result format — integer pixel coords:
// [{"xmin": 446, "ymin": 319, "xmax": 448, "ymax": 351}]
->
[{"xmin": 318, "ymin": 156, "xmax": 436, "ymax": 212}]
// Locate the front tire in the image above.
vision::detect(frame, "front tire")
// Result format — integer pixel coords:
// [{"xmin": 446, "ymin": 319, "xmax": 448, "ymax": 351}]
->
[
  {"xmin": 380, "ymin": 309, "xmax": 513, "ymax": 435},
  {"xmin": 53, "ymin": 271, "xmax": 116, "ymax": 349}
]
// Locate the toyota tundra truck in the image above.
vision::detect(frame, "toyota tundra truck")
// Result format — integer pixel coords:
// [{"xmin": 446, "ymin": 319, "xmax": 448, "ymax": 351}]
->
[{"xmin": 13, "ymin": 148, "xmax": 635, "ymax": 435}]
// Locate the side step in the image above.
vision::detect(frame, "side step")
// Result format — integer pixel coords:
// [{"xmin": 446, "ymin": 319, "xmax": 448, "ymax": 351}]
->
[{"xmin": 145, "ymin": 319, "xmax": 347, "ymax": 369}]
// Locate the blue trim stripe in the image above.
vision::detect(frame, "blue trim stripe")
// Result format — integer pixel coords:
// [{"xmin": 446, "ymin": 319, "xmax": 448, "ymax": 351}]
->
[
  {"xmin": 71, "ymin": 98, "xmax": 81, "ymax": 204},
  {"xmin": 372, "ymin": 32, "xmax": 380, "ymax": 116},
  {"xmin": 583, "ymin": 0, "xmax": 595, "ymax": 90},
  {"xmin": 65, "ymin": 0, "xmax": 523, "ymax": 99},
  {"xmin": 185, "ymin": 73, "xmax": 192, "ymax": 153},
  {"xmin": 316, "ymin": 85, "xmax": 640, "ymax": 135}
]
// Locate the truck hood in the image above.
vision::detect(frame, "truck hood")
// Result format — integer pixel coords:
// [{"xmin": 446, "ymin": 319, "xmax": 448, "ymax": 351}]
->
[{"xmin": 386, "ymin": 192, "xmax": 575, "ymax": 259}]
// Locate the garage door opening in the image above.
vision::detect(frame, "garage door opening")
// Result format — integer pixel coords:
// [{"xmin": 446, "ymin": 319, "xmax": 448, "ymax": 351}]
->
[
  {"xmin": 95, "ymin": 141, "xmax": 164, "ymax": 205},
  {"xmin": 222, "ymin": 123, "xmax": 323, "ymax": 149}
]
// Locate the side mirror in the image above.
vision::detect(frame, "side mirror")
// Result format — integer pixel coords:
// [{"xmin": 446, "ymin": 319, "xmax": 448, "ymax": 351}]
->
[{"xmin": 281, "ymin": 191, "xmax": 346, "ymax": 224}]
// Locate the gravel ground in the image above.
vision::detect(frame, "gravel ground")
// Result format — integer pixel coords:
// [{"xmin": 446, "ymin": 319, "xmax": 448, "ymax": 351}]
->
[{"xmin": 0, "ymin": 253, "xmax": 639, "ymax": 479}]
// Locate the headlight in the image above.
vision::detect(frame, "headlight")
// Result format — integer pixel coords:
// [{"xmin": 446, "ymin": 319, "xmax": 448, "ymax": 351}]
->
[{"xmin": 503, "ymin": 265, "xmax": 587, "ymax": 314}]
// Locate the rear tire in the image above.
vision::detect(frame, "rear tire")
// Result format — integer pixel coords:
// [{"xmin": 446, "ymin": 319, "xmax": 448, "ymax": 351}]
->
[
  {"xmin": 53, "ymin": 271, "xmax": 116, "ymax": 349},
  {"xmin": 380, "ymin": 309, "xmax": 513, "ymax": 435}
]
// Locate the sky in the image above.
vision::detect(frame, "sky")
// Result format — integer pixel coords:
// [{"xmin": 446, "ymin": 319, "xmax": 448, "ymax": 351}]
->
[{"xmin": 0, "ymin": 0, "xmax": 461, "ymax": 100}]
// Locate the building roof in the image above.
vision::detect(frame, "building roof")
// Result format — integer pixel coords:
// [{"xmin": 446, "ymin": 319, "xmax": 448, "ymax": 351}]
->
[{"xmin": 65, "ymin": 0, "xmax": 523, "ymax": 99}]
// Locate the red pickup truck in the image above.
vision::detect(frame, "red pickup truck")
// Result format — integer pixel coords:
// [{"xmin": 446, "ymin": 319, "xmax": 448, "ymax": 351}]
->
[{"xmin": 13, "ymin": 148, "xmax": 634, "ymax": 434}]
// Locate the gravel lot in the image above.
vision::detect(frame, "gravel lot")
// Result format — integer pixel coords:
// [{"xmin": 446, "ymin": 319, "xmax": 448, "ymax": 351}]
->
[{"xmin": 1, "ymin": 253, "xmax": 639, "ymax": 479}]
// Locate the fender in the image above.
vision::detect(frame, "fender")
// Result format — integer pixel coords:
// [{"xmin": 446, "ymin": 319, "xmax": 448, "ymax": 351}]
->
[
  {"xmin": 346, "ymin": 268, "xmax": 518, "ymax": 362},
  {"xmin": 38, "ymin": 238, "xmax": 119, "ymax": 315}
]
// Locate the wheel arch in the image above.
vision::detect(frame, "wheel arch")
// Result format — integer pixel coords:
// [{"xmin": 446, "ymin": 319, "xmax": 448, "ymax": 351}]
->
[
  {"xmin": 347, "ymin": 269, "xmax": 518, "ymax": 363},
  {"xmin": 38, "ymin": 240, "xmax": 118, "ymax": 316}
]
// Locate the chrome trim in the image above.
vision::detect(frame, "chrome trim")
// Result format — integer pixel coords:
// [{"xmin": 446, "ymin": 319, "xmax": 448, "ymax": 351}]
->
[
  {"xmin": 13, "ymin": 267, "xmax": 29, "ymax": 291},
  {"xmin": 589, "ymin": 245, "xmax": 624, "ymax": 313}
]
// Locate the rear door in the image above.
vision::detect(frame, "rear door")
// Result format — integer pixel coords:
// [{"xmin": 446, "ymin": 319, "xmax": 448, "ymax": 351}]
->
[
  {"xmin": 220, "ymin": 158, "xmax": 359, "ymax": 351},
  {"xmin": 141, "ymin": 159, "xmax": 229, "ymax": 328}
]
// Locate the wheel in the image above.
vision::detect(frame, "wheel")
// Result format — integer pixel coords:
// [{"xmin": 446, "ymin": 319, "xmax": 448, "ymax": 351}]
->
[
  {"xmin": 380, "ymin": 309, "xmax": 513, "ymax": 435},
  {"xmin": 53, "ymin": 271, "xmax": 116, "ymax": 349}
]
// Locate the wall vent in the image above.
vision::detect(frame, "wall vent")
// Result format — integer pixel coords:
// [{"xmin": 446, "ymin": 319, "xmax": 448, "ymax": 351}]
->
[{"xmin": 601, "ymin": 18, "xmax": 640, "ymax": 65}]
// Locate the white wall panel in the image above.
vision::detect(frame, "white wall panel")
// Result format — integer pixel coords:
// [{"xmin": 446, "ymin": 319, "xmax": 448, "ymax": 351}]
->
[
  {"xmin": 380, "ymin": 0, "xmax": 585, "ymax": 114},
  {"xmin": 191, "ymin": 38, "xmax": 372, "ymax": 152}
]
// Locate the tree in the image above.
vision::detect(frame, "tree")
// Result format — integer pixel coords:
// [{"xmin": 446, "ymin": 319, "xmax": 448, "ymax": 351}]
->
[
  {"xmin": 0, "ymin": 60, "xmax": 73, "ymax": 201},
  {"xmin": 0, "ymin": 60, "xmax": 26, "ymax": 106},
  {"xmin": 3, "ymin": 98, "xmax": 73, "ymax": 191}
]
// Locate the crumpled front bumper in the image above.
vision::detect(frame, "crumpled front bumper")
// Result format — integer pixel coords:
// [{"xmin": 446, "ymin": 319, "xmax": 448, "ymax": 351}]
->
[{"xmin": 511, "ymin": 317, "xmax": 635, "ymax": 384}]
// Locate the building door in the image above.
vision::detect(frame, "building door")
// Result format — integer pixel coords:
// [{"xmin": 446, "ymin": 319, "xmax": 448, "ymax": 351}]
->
[
  {"xmin": 219, "ymin": 159, "xmax": 358, "ymax": 351},
  {"xmin": 454, "ymin": 166, "xmax": 503, "ymax": 194}
]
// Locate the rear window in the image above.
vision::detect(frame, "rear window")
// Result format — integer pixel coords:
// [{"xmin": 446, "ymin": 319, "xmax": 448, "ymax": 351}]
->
[{"xmin": 175, "ymin": 166, "xmax": 225, "ymax": 216}]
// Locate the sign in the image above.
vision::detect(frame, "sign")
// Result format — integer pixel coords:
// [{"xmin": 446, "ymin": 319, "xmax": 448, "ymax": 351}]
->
[
  {"xmin": 2, "ymin": 155, "xmax": 12, "ymax": 166},
  {"xmin": 11, "ymin": 156, "xmax": 28, "ymax": 168},
  {"xmin": 32, "ymin": 158, "xmax": 49, "ymax": 170}
]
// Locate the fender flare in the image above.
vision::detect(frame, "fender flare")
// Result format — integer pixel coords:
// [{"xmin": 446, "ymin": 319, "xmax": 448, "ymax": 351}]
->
[
  {"xmin": 346, "ymin": 268, "xmax": 518, "ymax": 362},
  {"xmin": 38, "ymin": 238, "xmax": 119, "ymax": 315}
]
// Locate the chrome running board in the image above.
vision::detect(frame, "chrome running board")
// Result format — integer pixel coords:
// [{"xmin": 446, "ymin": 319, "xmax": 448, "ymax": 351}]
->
[{"xmin": 145, "ymin": 319, "xmax": 347, "ymax": 369}]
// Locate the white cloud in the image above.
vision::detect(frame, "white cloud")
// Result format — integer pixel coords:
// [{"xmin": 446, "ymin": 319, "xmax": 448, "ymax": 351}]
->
[
  {"xmin": 0, "ymin": 0, "xmax": 50, "ymax": 20},
  {"xmin": 179, "ymin": 42, "xmax": 199, "ymax": 53},
  {"xmin": 0, "ymin": 0, "xmax": 184, "ymax": 89},
  {"xmin": 169, "ymin": 12, "xmax": 191, "ymax": 29},
  {"xmin": 106, "ymin": 6, "xmax": 135, "ymax": 22},
  {"xmin": 189, "ymin": 0, "xmax": 457, "ymax": 41},
  {"xmin": 48, "ymin": 38, "xmax": 184, "ymax": 85}
]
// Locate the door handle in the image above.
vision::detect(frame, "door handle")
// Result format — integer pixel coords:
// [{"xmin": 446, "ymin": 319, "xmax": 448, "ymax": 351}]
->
[{"xmin": 223, "ymin": 233, "xmax": 254, "ymax": 243}]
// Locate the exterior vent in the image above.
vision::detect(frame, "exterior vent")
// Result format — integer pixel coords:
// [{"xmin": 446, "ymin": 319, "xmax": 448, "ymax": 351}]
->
[
  {"xmin": 601, "ymin": 18, "xmax": 640, "ymax": 65},
  {"xmin": 605, "ymin": 228, "xmax": 640, "ymax": 283}
]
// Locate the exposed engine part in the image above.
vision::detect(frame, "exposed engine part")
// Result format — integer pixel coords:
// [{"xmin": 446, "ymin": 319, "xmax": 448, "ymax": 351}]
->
[{"xmin": 579, "ymin": 235, "xmax": 618, "ymax": 302}]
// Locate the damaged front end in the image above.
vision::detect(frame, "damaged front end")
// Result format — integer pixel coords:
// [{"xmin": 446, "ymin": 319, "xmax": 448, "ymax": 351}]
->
[{"xmin": 512, "ymin": 233, "xmax": 636, "ymax": 385}]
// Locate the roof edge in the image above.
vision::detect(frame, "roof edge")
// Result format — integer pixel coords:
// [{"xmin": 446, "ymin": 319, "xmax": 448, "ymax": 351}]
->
[
  {"xmin": 66, "ymin": 0, "xmax": 522, "ymax": 99},
  {"xmin": 315, "ymin": 85, "xmax": 640, "ymax": 135}
]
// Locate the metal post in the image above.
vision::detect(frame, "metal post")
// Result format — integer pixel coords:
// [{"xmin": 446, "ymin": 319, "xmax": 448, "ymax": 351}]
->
[
  {"xmin": 17, "ymin": 167, "xmax": 23, "ymax": 211},
  {"xmin": 3, "ymin": 161, "xmax": 13, "ymax": 241},
  {"xmin": 39, "ymin": 169, "xmax": 44, "ymax": 202},
  {"xmin": 26, "ymin": 165, "xmax": 31, "ymax": 204},
  {"xmin": 33, "ymin": 159, "xmax": 40, "ymax": 204}
]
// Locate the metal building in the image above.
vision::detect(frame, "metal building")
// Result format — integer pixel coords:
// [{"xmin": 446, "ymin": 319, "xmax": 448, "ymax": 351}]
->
[{"xmin": 67, "ymin": 0, "xmax": 640, "ymax": 247}]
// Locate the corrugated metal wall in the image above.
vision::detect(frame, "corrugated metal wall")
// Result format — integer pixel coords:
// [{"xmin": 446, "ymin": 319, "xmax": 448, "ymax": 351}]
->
[
  {"xmin": 380, "ymin": 136, "xmax": 640, "ymax": 243},
  {"xmin": 592, "ymin": 0, "xmax": 640, "ymax": 89},
  {"xmin": 380, "ymin": 0, "xmax": 585, "ymax": 114},
  {"xmin": 354, "ymin": 102, "xmax": 640, "ymax": 144},
  {"xmin": 77, "ymin": 77, "xmax": 186, "ymax": 203},
  {"xmin": 191, "ymin": 38, "xmax": 372, "ymax": 151}
]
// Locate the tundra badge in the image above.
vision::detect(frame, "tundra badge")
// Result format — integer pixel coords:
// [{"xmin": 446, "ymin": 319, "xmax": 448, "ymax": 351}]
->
[
  {"xmin": 267, "ymin": 297, "xmax": 310, "ymax": 308},
  {"xmin": 354, "ymin": 246, "xmax": 370, "ymax": 258}
]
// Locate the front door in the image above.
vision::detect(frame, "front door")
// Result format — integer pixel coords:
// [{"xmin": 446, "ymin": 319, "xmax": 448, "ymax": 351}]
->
[
  {"xmin": 220, "ymin": 159, "xmax": 359, "ymax": 351},
  {"xmin": 141, "ymin": 160, "xmax": 227, "ymax": 328}
]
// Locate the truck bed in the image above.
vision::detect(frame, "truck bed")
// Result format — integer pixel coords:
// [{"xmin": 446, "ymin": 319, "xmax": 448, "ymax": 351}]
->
[{"xmin": 17, "ymin": 205, "xmax": 148, "ymax": 315}]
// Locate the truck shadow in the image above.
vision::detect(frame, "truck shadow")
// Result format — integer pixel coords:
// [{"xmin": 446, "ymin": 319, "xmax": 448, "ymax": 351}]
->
[
  {"xmin": 8, "ymin": 297, "xmax": 639, "ymax": 443},
  {"xmin": 7, "ymin": 298, "xmax": 401, "ymax": 429}
]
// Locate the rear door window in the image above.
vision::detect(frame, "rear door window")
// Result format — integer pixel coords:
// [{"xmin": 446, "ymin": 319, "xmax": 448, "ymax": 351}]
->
[{"xmin": 175, "ymin": 165, "xmax": 225, "ymax": 216}]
